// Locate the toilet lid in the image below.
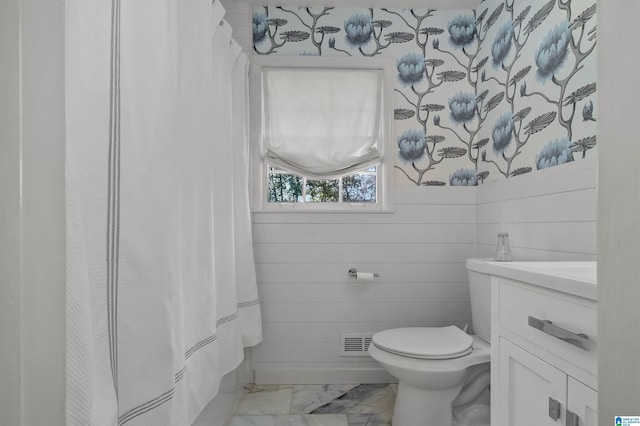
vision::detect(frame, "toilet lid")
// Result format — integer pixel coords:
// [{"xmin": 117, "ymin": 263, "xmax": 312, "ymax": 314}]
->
[{"xmin": 372, "ymin": 326, "xmax": 473, "ymax": 359}]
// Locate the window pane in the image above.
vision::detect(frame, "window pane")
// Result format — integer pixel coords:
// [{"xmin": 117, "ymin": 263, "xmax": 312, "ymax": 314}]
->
[
  {"xmin": 267, "ymin": 166, "xmax": 376, "ymax": 205},
  {"xmin": 343, "ymin": 173, "xmax": 377, "ymax": 203},
  {"xmin": 268, "ymin": 172, "xmax": 303, "ymax": 202},
  {"xmin": 306, "ymin": 179, "xmax": 339, "ymax": 203}
]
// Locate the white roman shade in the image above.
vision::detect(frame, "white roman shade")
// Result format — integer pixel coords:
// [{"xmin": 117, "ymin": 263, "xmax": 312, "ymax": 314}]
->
[{"xmin": 262, "ymin": 67, "xmax": 383, "ymax": 178}]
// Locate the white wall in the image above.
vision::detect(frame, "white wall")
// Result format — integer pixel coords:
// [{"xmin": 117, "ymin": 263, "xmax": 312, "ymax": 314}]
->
[
  {"xmin": 0, "ymin": 0, "xmax": 66, "ymax": 425},
  {"xmin": 251, "ymin": 187, "xmax": 476, "ymax": 383},
  {"xmin": 476, "ymin": 158, "xmax": 598, "ymax": 261},
  {"xmin": 597, "ymin": 0, "xmax": 640, "ymax": 422},
  {"xmin": 20, "ymin": 0, "xmax": 66, "ymax": 423},
  {"xmin": 0, "ymin": 1, "xmax": 23, "ymax": 424}
]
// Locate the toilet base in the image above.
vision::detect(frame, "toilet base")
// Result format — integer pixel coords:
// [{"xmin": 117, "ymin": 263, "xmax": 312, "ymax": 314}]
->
[
  {"xmin": 392, "ymin": 381, "xmax": 463, "ymax": 426},
  {"xmin": 453, "ymin": 403, "xmax": 490, "ymax": 426}
]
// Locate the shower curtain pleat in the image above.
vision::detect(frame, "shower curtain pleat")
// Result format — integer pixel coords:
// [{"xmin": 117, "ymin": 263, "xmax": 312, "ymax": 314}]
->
[{"xmin": 65, "ymin": 1, "xmax": 262, "ymax": 425}]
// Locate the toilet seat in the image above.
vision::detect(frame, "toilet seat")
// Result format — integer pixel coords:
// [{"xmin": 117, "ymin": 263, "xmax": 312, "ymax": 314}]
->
[{"xmin": 372, "ymin": 326, "xmax": 473, "ymax": 360}]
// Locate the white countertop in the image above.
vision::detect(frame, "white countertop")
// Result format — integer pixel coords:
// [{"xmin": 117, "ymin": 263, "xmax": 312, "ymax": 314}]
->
[{"xmin": 467, "ymin": 258, "xmax": 597, "ymax": 301}]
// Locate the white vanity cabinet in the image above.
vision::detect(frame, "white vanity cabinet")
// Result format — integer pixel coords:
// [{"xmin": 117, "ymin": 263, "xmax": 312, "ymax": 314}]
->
[
  {"xmin": 491, "ymin": 274, "xmax": 598, "ymax": 426},
  {"xmin": 567, "ymin": 377, "xmax": 598, "ymax": 426}
]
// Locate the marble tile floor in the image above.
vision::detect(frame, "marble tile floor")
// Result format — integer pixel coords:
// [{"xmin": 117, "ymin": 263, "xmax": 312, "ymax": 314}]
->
[{"xmin": 228, "ymin": 383, "xmax": 397, "ymax": 426}]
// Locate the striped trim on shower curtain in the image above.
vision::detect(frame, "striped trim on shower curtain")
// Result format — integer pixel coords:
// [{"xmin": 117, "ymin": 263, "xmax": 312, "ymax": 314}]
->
[
  {"xmin": 66, "ymin": 0, "xmax": 262, "ymax": 423},
  {"xmin": 104, "ymin": 1, "xmax": 260, "ymax": 424},
  {"xmin": 117, "ymin": 302, "xmax": 258, "ymax": 425},
  {"xmin": 107, "ymin": 0, "xmax": 122, "ymax": 403}
]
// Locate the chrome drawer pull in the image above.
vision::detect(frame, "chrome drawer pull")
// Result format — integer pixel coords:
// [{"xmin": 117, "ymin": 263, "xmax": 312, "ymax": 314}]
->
[
  {"xmin": 528, "ymin": 316, "xmax": 591, "ymax": 351},
  {"xmin": 549, "ymin": 397, "xmax": 561, "ymax": 421},
  {"xmin": 566, "ymin": 409, "xmax": 579, "ymax": 426}
]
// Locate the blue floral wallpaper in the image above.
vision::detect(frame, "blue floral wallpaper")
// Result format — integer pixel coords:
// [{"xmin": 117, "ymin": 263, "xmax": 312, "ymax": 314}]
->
[
  {"xmin": 252, "ymin": 0, "xmax": 597, "ymax": 186},
  {"xmin": 476, "ymin": 0, "xmax": 597, "ymax": 182}
]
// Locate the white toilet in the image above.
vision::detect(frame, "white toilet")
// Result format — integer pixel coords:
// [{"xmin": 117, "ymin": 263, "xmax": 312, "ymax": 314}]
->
[{"xmin": 368, "ymin": 259, "xmax": 491, "ymax": 426}]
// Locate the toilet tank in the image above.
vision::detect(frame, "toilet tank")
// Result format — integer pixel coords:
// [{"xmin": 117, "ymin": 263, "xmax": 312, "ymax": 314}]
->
[{"xmin": 466, "ymin": 259, "xmax": 492, "ymax": 343}]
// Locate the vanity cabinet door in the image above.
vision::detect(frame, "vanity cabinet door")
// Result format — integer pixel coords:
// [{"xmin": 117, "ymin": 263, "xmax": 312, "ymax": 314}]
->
[
  {"xmin": 498, "ymin": 338, "xmax": 567, "ymax": 426},
  {"xmin": 566, "ymin": 377, "xmax": 598, "ymax": 426}
]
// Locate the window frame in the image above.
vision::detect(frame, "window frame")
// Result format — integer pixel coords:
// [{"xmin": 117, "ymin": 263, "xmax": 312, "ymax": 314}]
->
[{"xmin": 249, "ymin": 56, "xmax": 395, "ymax": 213}]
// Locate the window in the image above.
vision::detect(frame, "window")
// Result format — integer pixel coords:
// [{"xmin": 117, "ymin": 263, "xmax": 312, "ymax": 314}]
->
[
  {"xmin": 250, "ymin": 56, "xmax": 394, "ymax": 212},
  {"xmin": 267, "ymin": 166, "xmax": 377, "ymax": 203}
]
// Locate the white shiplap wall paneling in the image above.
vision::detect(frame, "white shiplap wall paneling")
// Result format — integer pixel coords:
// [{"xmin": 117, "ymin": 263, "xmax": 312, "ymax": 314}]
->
[
  {"xmin": 476, "ymin": 158, "xmax": 598, "ymax": 261},
  {"xmin": 252, "ymin": 187, "xmax": 476, "ymax": 383}
]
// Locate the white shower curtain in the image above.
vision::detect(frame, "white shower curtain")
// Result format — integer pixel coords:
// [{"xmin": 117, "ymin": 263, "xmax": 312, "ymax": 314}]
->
[{"xmin": 65, "ymin": 1, "xmax": 262, "ymax": 425}]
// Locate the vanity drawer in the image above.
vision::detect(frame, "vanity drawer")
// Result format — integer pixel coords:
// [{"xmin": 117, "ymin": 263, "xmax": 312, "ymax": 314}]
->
[{"xmin": 499, "ymin": 278, "xmax": 597, "ymax": 375}]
